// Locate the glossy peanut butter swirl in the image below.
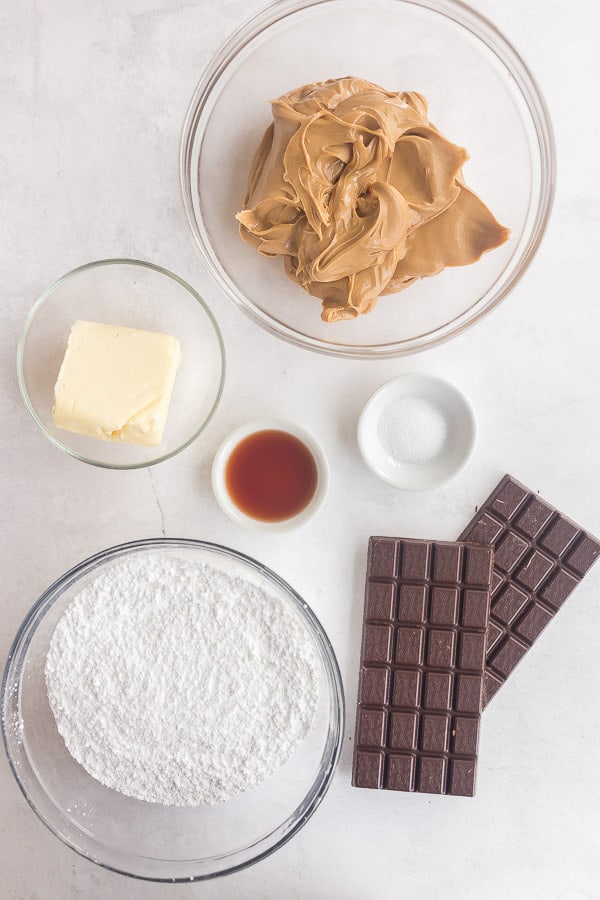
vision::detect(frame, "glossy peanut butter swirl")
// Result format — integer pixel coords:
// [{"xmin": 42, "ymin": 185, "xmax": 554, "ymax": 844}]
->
[{"xmin": 237, "ymin": 77, "xmax": 510, "ymax": 322}]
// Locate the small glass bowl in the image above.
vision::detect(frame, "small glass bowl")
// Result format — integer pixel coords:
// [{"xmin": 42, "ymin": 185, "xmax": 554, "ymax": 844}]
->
[
  {"xmin": 1, "ymin": 539, "xmax": 344, "ymax": 882},
  {"xmin": 17, "ymin": 259, "xmax": 225, "ymax": 468},
  {"xmin": 211, "ymin": 419, "xmax": 330, "ymax": 532},
  {"xmin": 180, "ymin": 0, "xmax": 555, "ymax": 359},
  {"xmin": 357, "ymin": 373, "xmax": 476, "ymax": 490}
]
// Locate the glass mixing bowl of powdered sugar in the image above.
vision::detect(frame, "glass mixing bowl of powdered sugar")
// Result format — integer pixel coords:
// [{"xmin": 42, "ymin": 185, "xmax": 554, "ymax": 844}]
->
[{"xmin": 1, "ymin": 539, "xmax": 344, "ymax": 882}]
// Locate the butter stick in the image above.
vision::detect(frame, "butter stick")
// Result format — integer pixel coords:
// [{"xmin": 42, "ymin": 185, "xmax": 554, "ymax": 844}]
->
[{"xmin": 52, "ymin": 320, "xmax": 181, "ymax": 446}]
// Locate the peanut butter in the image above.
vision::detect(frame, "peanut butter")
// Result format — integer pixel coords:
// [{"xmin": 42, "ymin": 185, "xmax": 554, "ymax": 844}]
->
[{"xmin": 237, "ymin": 77, "xmax": 509, "ymax": 322}]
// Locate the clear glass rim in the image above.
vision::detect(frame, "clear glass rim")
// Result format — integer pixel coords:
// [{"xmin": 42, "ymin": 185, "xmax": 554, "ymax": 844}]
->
[
  {"xmin": 16, "ymin": 258, "xmax": 227, "ymax": 469},
  {"xmin": 179, "ymin": 0, "xmax": 556, "ymax": 359},
  {"xmin": 1, "ymin": 538, "xmax": 345, "ymax": 883}
]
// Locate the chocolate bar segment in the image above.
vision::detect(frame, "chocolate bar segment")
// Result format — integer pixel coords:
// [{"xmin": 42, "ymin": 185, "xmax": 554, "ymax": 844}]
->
[
  {"xmin": 352, "ymin": 537, "xmax": 493, "ymax": 797},
  {"xmin": 459, "ymin": 475, "xmax": 600, "ymax": 706}
]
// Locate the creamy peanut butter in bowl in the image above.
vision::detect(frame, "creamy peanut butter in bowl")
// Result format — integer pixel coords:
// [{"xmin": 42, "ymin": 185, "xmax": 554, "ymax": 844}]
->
[
  {"xmin": 237, "ymin": 78, "xmax": 509, "ymax": 324},
  {"xmin": 181, "ymin": 0, "xmax": 554, "ymax": 358}
]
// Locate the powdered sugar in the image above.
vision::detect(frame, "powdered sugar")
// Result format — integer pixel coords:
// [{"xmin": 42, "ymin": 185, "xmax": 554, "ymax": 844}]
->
[{"xmin": 45, "ymin": 554, "xmax": 319, "ymax": 806}]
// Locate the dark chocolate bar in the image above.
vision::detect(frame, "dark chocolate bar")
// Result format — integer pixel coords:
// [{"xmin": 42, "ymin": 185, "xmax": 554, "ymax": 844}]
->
[
  {"xmin": 459, "ymin": 475, "xmax": 600, "ymax": 706},
  {"xmin": 352, "ymin": 537, "xmax": 493, "ymax": 797}
]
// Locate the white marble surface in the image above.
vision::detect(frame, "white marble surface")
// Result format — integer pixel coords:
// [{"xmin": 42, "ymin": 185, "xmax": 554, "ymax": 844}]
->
[{"xmin": 2, "ymin": 1, "xmax": 600, "ymax": 898}]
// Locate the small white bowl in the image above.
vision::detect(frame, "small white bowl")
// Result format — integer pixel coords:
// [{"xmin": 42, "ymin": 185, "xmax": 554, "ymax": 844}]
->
[
  {"xmin": 211, "ymin": 420, "xmax": 329, "ymax": 532},
  {"xmin": 357, "ymin": 373, "xmax": 476, "ymax": 491}
]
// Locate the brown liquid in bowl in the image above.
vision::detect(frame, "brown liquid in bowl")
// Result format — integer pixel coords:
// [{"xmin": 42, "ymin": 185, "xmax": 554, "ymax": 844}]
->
[{"xmin": 225, "ymin": 430, "xmax": 318, "ymax": 522}]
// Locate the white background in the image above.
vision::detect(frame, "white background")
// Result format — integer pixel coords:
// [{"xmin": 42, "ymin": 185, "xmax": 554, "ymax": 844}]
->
[{"xmin": 2, "ymin": 1, "xmax": 600, "ymax": 898}]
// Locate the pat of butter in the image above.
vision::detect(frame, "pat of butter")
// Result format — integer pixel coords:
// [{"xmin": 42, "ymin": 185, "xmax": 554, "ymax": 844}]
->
[{"xmin": 52, "ymin": 320, "xmax": 182, "ymax": 446}]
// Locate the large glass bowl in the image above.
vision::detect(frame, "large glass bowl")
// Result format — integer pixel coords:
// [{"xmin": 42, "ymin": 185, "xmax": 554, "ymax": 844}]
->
[
  {"xmin": 1, "ymin": 539, "xmax": 344, "ymax": 882},
  {"xmin": 18, "ymin": 259, "xmax": 225, "ymax": 468},
  {"xmin": 180, "ymin": 0, "xmax": 555, "ymax": 358}
]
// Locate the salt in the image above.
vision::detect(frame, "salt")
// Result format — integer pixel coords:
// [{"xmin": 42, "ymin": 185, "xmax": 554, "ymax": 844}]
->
[
  {"xmin": 45, "ymin": 554, "xmax": 319, "ymax": 806},
  {"xmin": 377, "ymin": 396, "xmax": 447, "ymax": 465}
]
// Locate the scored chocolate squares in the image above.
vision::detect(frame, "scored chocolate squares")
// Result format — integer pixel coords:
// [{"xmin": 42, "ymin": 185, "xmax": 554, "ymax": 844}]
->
[
  {"xmin": 459, "ymin": 475, "xmax": 600, "ymax": 706},
  {"xmin": 352, "ymin": 537, "xmax": 494, "ymax": 797}
]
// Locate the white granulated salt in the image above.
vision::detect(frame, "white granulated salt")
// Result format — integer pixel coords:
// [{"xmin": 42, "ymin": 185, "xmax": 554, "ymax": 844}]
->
[
  {"xmin": 44, "ymin": 554, "xmax": 319, "ymax": 806},
  {"xmin": 377, "ymin": 396, "xmax": 448, "ymax": 465}
]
